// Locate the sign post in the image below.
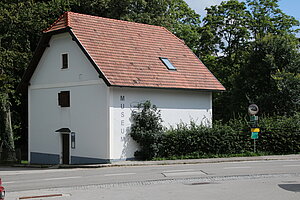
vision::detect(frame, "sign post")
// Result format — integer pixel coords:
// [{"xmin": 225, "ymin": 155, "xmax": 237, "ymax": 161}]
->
[{"xmin": 248, "ymin": 104, "xmax": 259, "ymax": 153}]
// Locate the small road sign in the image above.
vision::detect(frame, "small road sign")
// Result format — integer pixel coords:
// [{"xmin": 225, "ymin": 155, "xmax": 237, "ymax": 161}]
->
[
  {"xmin": 248, "ymin": 104, "xmax": 259, "ymax": 115},
  {"xmin": 251, "ymin": 128, "xmax": 260, "ymax": 133},
  {"xmin": 251, "ymin": 132, "xmax": 259, "ymax": 139}
]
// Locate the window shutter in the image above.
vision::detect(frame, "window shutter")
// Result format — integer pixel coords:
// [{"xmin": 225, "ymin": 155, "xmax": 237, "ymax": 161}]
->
[{"xmin": 58, "ymin": 91, "xmax": 70, "ymax": 107}]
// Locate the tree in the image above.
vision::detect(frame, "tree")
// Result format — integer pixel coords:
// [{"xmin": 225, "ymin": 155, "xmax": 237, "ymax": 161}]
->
[
  {"xmin": 234, "ymin": 34, "xmax": 300, "ymax": 116},
  {"xmin": 71, "ymin": 0, "xmax": 202, "ymax": 51},
  {"xmin": 0, "ymin": 0, "xmax": 202, "ymax": 160},
  {"xmin": 0, "ymin": 0, "xmax": 73, "ymax": 161},
  {"xmin": 247, "ymin": 0, "xmax": 299, "ymax": 39},
  {"xmin": 200, "ymin": 0, "xmax": 300, "ymax": 120}
]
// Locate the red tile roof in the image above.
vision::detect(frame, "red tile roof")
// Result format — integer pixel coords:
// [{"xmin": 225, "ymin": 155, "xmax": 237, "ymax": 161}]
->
[{"xmin": 44, "ymin": 12, "xmax": 225, "ymax": 91}]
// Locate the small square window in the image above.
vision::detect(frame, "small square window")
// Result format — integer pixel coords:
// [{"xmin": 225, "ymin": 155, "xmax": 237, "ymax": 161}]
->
[
  {"xmin": 160, "ymin": 57, "xmax": 176, "ymax": 70},
  {"xmin": 62, "ymin": 53, "xmax": 68, "ymax": 69},
  {"xmin": 58, "ymin": 91, "xmax": 70, "ymax": 107}
]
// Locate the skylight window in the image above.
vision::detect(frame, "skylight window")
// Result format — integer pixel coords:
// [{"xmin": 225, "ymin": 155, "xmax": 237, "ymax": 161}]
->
[{"xmin": 160, "ymin": 57, "xmax": 176, "ymax": 70}]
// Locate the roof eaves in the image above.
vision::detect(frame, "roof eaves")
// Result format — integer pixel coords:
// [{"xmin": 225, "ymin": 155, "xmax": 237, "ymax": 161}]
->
[
  {"xmin": 17, "ymin": 27, "xmax": 72, "ymax": 93},
  {"xmin": 110, "ymin": 84, "xmax": 226, "ymax": 92}
]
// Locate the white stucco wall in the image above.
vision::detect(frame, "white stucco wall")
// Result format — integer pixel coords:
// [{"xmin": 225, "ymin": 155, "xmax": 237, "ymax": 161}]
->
[
  {"xmin": 29, "ymin": 33, "xmax": 109, "ymax": 163},
  {"xmin": 28, "ymin": 32, "xmax": 214, "ymax": 163},
  {"xmin": 109, "ymin": 87, "xmax": 212, "ymax": 160}
]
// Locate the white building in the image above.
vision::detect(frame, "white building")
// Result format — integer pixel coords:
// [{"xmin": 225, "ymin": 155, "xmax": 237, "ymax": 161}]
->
[{"xmin": 19, "ymin": 12, "xmax": 225, "ymax": 164}]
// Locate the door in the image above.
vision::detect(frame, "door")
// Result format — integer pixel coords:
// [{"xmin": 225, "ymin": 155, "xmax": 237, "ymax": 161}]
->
[{"xmin": 62, "ymin": 134, "xmax": 70, "ymax": 164}]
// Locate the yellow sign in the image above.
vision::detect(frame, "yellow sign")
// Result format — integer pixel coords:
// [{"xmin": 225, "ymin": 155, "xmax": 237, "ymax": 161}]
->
[{"xmin": 251, "ymin": 128, "xmax": 260, "ymax": 132}]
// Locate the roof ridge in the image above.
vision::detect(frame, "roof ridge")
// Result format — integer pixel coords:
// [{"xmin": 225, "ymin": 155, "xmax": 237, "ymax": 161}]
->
[
  {"xmin": 43, "ymin": 12, "xmax": 67, "ymax": 33},
  {"xmin": 68, "ymin": 12, "xmax": 165, "ymax": 29},
  {"xmin": 66, "ymin": 11, "xmax": 71, "ymax": 27}
]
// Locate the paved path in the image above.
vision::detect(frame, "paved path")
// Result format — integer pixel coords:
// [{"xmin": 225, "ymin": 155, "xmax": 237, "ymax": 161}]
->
[
  {"xmin": 12, "ymin": 154, "xmax": 300, "ymax": 169},
  {"xmin": 1, "ymin": 155, "xmax": 300, "ymax": 200}
]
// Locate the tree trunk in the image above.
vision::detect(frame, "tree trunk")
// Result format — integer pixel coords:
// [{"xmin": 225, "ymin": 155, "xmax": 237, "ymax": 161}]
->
[{"xmin": 1, "ymin": 96, "xmax": 16, "ymax": 162}]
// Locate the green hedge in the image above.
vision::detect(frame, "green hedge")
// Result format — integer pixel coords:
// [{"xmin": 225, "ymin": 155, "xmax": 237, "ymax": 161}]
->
[
  {"xmin": 258, "ymin": 114, "xmax": 300, "ymax": 154},
  {"xmin": 130, "ymin": 107, "xmax": 300, "ymax": 160},
  {"xmin": 159, "ymin": 121, "xmax": 253, "ymax": 158}
]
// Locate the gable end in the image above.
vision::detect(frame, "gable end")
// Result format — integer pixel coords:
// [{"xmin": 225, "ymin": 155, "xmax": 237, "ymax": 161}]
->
[{"xmin": 18, "ymin": 27, "xmax": 111, "ymax": 93}]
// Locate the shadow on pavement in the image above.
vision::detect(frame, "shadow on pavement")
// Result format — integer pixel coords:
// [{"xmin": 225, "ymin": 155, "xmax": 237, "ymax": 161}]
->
[{"xmin": 278, "ymin": 184, "xmax": 300, "ymax": 192}]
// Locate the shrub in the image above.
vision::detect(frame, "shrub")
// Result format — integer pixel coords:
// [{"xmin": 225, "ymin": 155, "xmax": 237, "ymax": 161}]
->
[
  {"xmin": 130, "ymin": 103, "xmax": 300, "ymax": 160},
  {"xmin": 130, "ymin": 101, "xmax": 164, "ymax": 160},
  {"xmin": 258, "ymin": 113, "xmax": 300, "ymax": 154}
]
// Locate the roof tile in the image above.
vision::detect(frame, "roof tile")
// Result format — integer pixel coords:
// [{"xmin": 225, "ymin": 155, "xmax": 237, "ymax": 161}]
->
[{"xmin": 44, "ymin": 12, "xmax": 225, "ymax": 91}]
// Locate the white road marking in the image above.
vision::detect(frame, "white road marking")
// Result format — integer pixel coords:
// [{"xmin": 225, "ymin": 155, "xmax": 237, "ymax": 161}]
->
[
  {"xmin": 283, "ymin": 165, "xmax": 300, "ymax": 167},
  {"xmin": 3, "ymin": 177, "xmax": 80, "ymax": 185},
  {"xmin": 0, "ymin": 168, "xmax": 82, "ymax": 176},
  {"xmin": 104, "ymin": 173, "xmax": 136, "ymax": 177},
  {"xmin": 163, "ymin": 169, "xmax": 196, "ymax": 173},
  {"xmin": 44, "ymin": 176, "xmax": 81, "ymax": 181},
  {"xmin": 223, "ymin": 166, "xmax": 251, "ymax": 169},
  {"xmin": 3, "ymin": 181, "xmax": 16, "ymax": 184}
]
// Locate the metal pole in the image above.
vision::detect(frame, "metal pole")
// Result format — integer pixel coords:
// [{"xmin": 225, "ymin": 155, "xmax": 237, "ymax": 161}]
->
[{"xmin": 254, "ymin": 139, "xmax": 256, "ymax": 153}]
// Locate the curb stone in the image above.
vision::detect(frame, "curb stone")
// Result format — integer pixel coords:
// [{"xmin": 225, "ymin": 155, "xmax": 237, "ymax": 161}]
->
[{"xmin": 12, "ymin": 154, "xmax": 300, "ymax": 169}]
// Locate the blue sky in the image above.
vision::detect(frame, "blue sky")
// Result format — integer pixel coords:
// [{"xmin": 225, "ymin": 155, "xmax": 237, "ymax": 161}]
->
[{"xmin": 184, "ymin": 0, "xmax": 300, "ymax": 23}]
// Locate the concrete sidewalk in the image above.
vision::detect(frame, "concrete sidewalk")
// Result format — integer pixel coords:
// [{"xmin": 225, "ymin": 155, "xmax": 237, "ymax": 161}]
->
[{"xmin": 14, "ymin": 154, "xmax": 300, "ymax": 169}]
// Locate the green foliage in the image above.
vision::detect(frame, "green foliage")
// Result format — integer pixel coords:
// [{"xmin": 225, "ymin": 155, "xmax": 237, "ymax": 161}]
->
[
  {"xmin": 131, "ymin": 113, "xmax": 300, "ymax": 160},
  {"xmin": 70, "ymin": 0, "xmax": 201, "ymax": 51},
  {"xmin": 247, "ymin": 0, "xmax": 299, "ymax": 38},
  {"xmin": 0, "ymin": 0, "xmax": 201, "ymax": 158},
  {"xmin": 258, "ymin": 113, "xmax": 300, "ymax": 154},
  {"xmin": 0, "ymin": 0, "xmax": 74, "ymax": 156},
  {"xmin": 130, "ymin": 101, "xmax": 164, "ymax": 160},
  {"xmin": 1, "ymin": 0, "xmax": 299, "ymax": 159},
  {"xmin": 200, "ymin": 0, "xmax": 300, "ymax": 121},
  {"xmin": 160, "ymin": 120, "xmax": 252, "ymax": 158},
  {"xmin": 234, "ymin": 34, "xmax": 300, "ymax": 116}
]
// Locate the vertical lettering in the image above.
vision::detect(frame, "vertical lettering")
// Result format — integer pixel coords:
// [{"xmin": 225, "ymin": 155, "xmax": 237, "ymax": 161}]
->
[
  {"xmin": 120, "ymin": 95, "xmax": 125, "ymax": 101},
  {"xmin": 120, "ymin": 95, "xmax": 126, "ymax": 134}
]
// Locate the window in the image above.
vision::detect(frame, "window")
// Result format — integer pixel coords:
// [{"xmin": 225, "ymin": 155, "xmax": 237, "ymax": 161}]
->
[
  {"xmin": 62, "ymin": 53, "xmax": 68, "ymax": 69},
  {"xmin": 160, "ymin": 57, "xmax": 176, "ymax": 70},
  {"xmin": 58, "ymin": 91, "xmax": 70, "ymax": 107}
]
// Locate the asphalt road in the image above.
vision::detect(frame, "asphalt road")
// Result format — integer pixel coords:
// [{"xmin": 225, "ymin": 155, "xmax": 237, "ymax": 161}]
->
[{"xmin": 1, "ymin": 159, "xmax": 300, "ymax": 199}]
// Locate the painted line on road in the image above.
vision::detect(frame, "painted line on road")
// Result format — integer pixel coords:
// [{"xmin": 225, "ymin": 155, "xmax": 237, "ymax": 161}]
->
[
  {"xmin": 283, "ymin": 165, "xmax": 300, "ymax": 167},
  {"xmin": 44, "ymin": 176, "xmax": 81, "ymax": 181},
  {"xmin": 223, "ymin": 166, "xmax": 251, "ymax": 169},
  {"xmin": 163, "ymin": 169, "xmax": 196, "ymax": 173},
  {"xmin": 3, "ymin": 181, "xmax": 16, "ymax": 184},
  {"xmin": 19, "ymin": 193, "xmax": 71, "ymax": 199},
  {"xmin": 104, "ymin": 173, "xmax": 136, "ymax": 177},
  {"xmin": 3, "ymin": 176, "xmax": 81, "ymax": 185}
]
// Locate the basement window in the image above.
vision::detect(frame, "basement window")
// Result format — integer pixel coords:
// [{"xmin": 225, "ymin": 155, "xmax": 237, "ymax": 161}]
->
[
  {"xmin": 160, "ymin": 57, "xmax": 176, "ymax": 70},
  {"xmin": 58, "ymin": 91, "xmax": 70, "ymax": 107},
  {"xmin": 62, "ymin": 53, "xmax": 68, "ymax": 69}
]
